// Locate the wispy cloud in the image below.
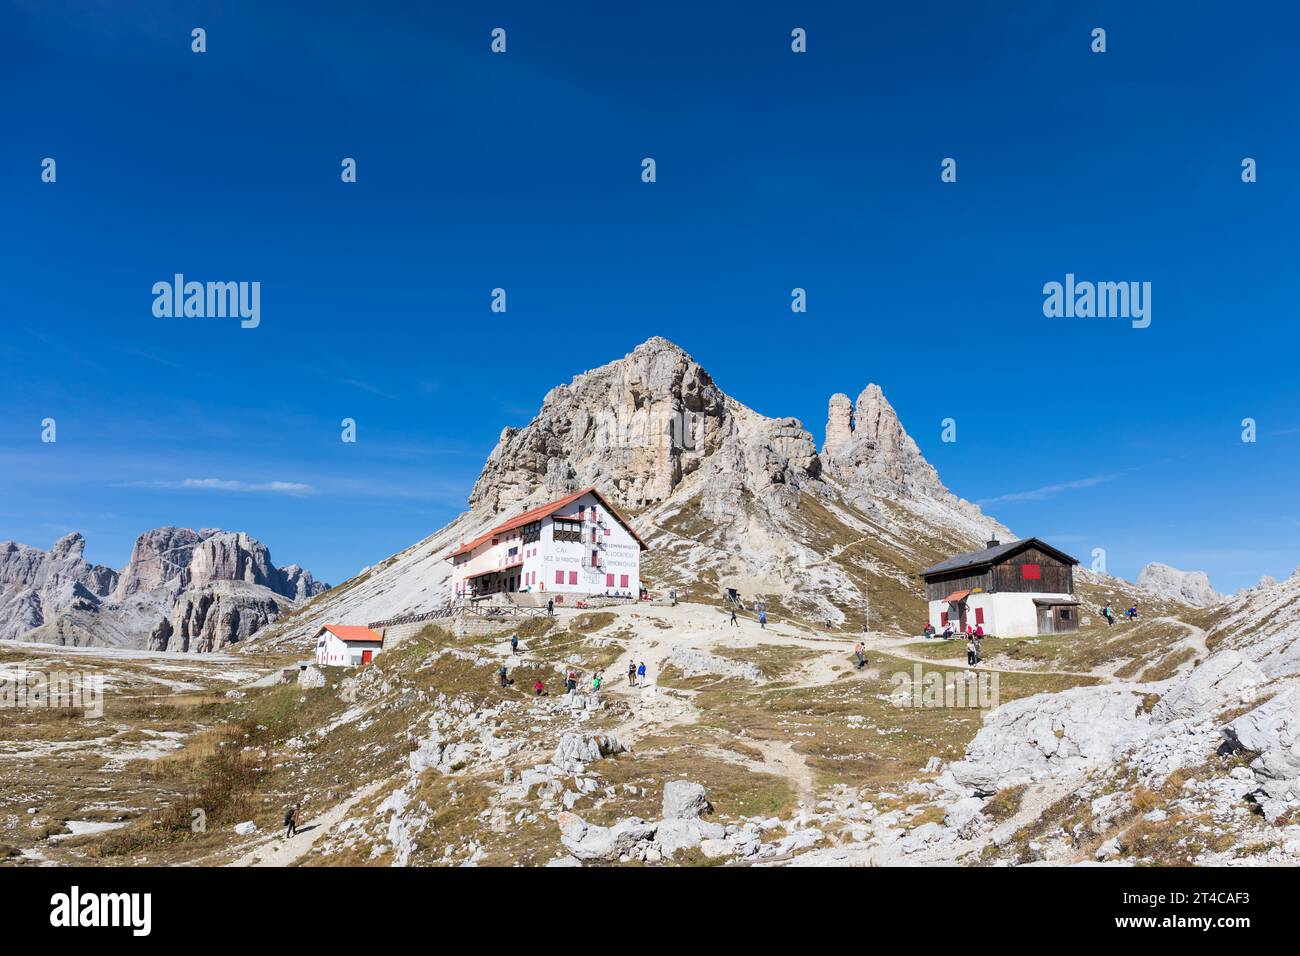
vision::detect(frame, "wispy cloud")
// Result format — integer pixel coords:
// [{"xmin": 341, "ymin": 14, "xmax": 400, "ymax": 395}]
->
[
  {"xmin": 124, "ymin": 478, "xmax": 315, "ymax": 496},
  {"xmin": 978, "ymin": 472, "xmax": 1121, "ymax": 506}
]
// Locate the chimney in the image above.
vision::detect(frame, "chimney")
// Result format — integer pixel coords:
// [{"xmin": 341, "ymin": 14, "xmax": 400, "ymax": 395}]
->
[{"xmin": 986, "ymin": 537, "xmax": 1000, "ymax": 549}]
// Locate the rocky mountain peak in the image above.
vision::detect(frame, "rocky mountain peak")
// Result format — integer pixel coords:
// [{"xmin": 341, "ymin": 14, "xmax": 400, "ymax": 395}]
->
[
  {"xmin": 52, "ymin": 532, "xmax": 86, "ymax": 560},
  {"xmin": 819, "ymin": 384, "xmax": 952, "ymax": 504},
  {"xmin": 1138, "ymin": 562, "xmax": 1223, "ymax": 608},
  {"xmin": 468, "ymin": 337, "xmax": 733, "ymax": 514}
]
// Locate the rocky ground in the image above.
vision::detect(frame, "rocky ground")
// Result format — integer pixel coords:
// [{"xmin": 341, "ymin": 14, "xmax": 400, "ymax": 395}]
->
[{"xmin": 6, "ymin": 573, "xmax": 1294, "ymax": 868}]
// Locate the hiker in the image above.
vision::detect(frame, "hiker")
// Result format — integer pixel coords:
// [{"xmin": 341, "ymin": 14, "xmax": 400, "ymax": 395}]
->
[
  {"xmin": 973, "ymin": 623, "xmax": 984, "ymax": 639},
  {"xmin": 853, "ymin": 642, "xmax": 866, "ymax": 669},
  {"xmin": 1126, "ymin": 605, "xmax": 1139, "ymax": 621},
  {"xmin": 966, "ymin": 639, "xmax": 977, "ymax": 667},
  {"xmin": 592, "ymin": 670, "xmax": 603, "ymax": 692},
  {"xmin": 973, "ymin": 635, "xmax": 983, "ymax": 664},
  {"xmin": 923, "ymin": 623, "xmax": 935, "ymax": 640},
  {"xmin": 566, "ymin": 669, "xmax": 578, "ymax": 693},
  {"xmin": 510, "ymin": 634, "xmax": 519, "ymax": 655},
  {"xmin": 284, "ymin": 804, "xmax": 298, "ymax": 840},
  {"xmin": 729, "ymin": 607, "xmax": 738, "ymax": 627},
  {"xmin": 941, "ymin": 624, "xmax": 954, "ymax": 640},
  {"xmin": 547, "ymin": 598, "xmax": 554, "ymax": 617},
  {"xmin": 498, "ymin": 665, "xmax": 509, "ymax": 688},
  {"xmin": 628, "ymin": 661, "xmax": 637, "ymax": 686},
  {"xmin": 534, "ymin": 679, "xmax": 547, "ymax": 696},
  {"xmin": 759, "ymin": 608, "xmax": 767, "ymax": 629},
  {"xmin": 1103, "ymin": 603, "xmax": 1115, "ymax": 626},
  {"xmin": 637, "ymin": 661, "xmax": 647, "ymax": 686}
]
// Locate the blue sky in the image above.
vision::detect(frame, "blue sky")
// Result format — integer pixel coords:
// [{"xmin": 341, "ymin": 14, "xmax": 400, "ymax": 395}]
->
[{"xmin": 2, "ymin": 1, "xmax": 1296, "ymax": 592}]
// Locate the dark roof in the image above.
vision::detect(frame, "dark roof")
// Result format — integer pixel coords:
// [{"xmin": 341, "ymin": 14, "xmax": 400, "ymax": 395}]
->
[{"xmin": 920, "ymin": 538, "xmax": 1079, "ymax": 578}]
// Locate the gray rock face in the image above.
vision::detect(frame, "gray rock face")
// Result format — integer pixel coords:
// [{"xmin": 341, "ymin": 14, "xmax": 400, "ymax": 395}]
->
[
  {"xmin": 662, "ymin": 780, "xmax": 711, "ymax": 820},
  {"xmin": 557, "ymin": 811, "xmax": 657, "ymax": 861},
  {"xmin": 1222, "ymin": 687, "xmax": 1300, "ymax": 804},
  {"xmin": 159, "ymin": 580, "xmax": 294, "ymax": 652},
  {"xmin": 553, "ymin": 733, "xmax": 624, "ymax": 771},
  {"xmin": 1, "ymin": 527, "xmax": 328, "ymax": 650},
  {"xmin": 0, "ymin": 534, "xmax": 119, "ymax": 639},
  {"xmin": 1138, "ymin": 562, "xmax": 1222, "ymax": 608},
  {"xmin": 116, "ymin": 527, "xmax": 329, "ymax": 602}
]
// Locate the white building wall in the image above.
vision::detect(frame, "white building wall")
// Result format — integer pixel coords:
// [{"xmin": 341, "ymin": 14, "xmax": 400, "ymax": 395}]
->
[
  {"xmin": 315, "ymin": 633, "xmax": 382, "ymax": 667},
  {"xmin": 926, "ymin": 592, "xmax": 1074, "ymax": 638}
]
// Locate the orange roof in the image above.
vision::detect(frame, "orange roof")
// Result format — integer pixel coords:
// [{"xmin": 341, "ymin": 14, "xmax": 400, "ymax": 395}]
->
[
  {"xmin": 447, "ymin": 486, "xmax": 648, "ymax": 558},
  {"xmin": 942, "ymin": 589, "xmax": 973, "ymax": 603},
  {"xmin": 316, "ymin": 624, "xmax": 384, "ymax": 644}
]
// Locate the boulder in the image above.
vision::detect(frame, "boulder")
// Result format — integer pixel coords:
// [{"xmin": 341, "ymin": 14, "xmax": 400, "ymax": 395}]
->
[
  {"xmin": 662, "ymin": 780, "xmax": 711, "ymax": 820},
  {"xmin": 557, "ymin": 812, "xmax": 656, "ymax": 862}
]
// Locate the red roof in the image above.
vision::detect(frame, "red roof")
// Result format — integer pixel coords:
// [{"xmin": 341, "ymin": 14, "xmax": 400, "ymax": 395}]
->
[
  {"xmin": 942, "ymin": 589, "xmax": 973, "ymax": 603},
  {"xmin": 447, "ymin": 486, "xmax": 648, "ymax": 558},
  {"xmin": 316, "ymin": 624, "xmax": 384, "ymax": 644}
]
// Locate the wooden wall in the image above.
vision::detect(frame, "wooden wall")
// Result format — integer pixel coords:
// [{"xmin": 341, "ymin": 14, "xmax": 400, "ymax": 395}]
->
[{"xmin": 924, "ymin": 546, "xmax": 1074, "ymax": 600}]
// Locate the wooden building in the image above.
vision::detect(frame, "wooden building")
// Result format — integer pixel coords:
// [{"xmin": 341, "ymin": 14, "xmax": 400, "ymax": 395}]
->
[{"xmin": 920, "ymin": 538, "xmax": 1080, "ymax": 637}]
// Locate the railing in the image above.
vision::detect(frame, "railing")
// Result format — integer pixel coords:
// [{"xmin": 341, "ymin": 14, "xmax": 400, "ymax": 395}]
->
[{"xmin": 368, "ymin": 601, "xmax": 547, "ymax": 630}]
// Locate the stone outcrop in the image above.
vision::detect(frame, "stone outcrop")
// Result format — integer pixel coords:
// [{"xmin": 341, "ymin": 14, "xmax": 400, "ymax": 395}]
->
[
  {"xmin": 1138, "ymin": 562, "xmax": 1223, "ymax": 607},
  {"xmin": 157, "ymin": 580, "xmax": 295, "ymax": 653}
]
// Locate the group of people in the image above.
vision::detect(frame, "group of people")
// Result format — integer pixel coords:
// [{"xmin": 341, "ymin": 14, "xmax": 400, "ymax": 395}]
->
[
  {"xmin": 728, "ymin": 606, "xmax": 768, "ymax": 628},
  {"xmin": 923, "ymin": 621, "xmax": 985, "ymax": 642},
  {"xmin": 1102, "ymin": 602, "xmax": 1140, "ymax": 626}
]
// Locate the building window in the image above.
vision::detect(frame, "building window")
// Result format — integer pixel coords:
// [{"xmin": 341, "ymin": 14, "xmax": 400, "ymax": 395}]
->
[
  {"xmin": 606, "ymin": 573, "xmax": 615, "ymax": 587},
  {"xmin": 1061, "ymin": 608, "xmax": 1071, "ymax": 620},
  {"xmin": 940, "ymin": 611, "xmax": 949, "ymax": 625},
  {"xmin": 975, "ymin": 608, "xmax": 984, "ymax": 625},
  {"xmin": 1021, "ymin": 563, "xmax": 1041, "ymax": 580},
  {"xmin": 568, "ymin": 571, "xmax": 578, "ymax": 585},
  {"xmin": 555, "ymin": 570, "xmax": 564, "ymax": 585},
  {"xmin": 620, "ymin": 574, "xmax": 629, "ymax": 588}
]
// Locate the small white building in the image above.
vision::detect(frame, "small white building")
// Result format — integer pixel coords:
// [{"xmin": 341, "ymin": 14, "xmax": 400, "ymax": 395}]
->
[
  {"xmin": 313, "ymin": 624, "xmax": 384, "ymax": 667},
  {"xmin": 920, "ymin": 538, "xmax": 1080, "ymax": 637},
  {"xmin": 448, "ymin": 486, "xmax": 648, "ymax": 601}
]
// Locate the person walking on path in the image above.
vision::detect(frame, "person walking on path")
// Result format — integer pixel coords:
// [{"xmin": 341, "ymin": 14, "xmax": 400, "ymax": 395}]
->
[
  {"xmin": 1103, "ymin": 602, "xmax": 1115, "ymax": 627},
  {"xmin": 966, "ymin": 639, "xmax": 977, "ymax": 667},
  {"xmin": 510, "ymin": 634, "xmax": 519, "ymax": 655},
  {"xmin": 592, "ymin": 670, "xmax": 603, "ymax": 692},
  {"xmin": 759, "ymin": 608, "xmax": 767, "ymax": 629},
  {"xmin": 637, "ymin": 661, "xmax": 647, "ymax": 687},
  {"xmin": 627, "ymin": 661, "xmax": 637, "ymax": 686},
  {"xmin": 283, "ymin": 805, "xmax": 298, "ymax": 840},
  {"xmin": 565, "ymin": 669, "xmax": 577, "ymax": 694},
  {"xmin": 534, "ymin": 679, "xmax": 547, "ymax": 696},
  {"xmin": 547, "ymin": 599, "xmax": 554, "ymax": 617},
  {"xmin": 498, "ymin": 665, "xmax": 509, "ymax": 688},
  {"xmin": 853, "ymin": 642, "xmax": 866, "ymax": 669},
  {"xmin": 729, "ymin": 607, "xmax": 738, "ymax": 627}
]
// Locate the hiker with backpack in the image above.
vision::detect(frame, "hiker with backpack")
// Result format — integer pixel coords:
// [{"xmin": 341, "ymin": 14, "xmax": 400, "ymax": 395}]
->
[
  {"xmin": 729, "ymin": 607, "xmax": 738, "ymax": 627},
  {"xmin": 853, "ymin": 642, "xmax": 866, "ymax": 669},
  {"xmin": 627, "ymin": 660, "xmax": 637, "ymax": 686},
  {"xmin": 759, "ymin": 608, "xmax": 767, "ymax": 629},
  {"xmin": 499, "ymin": 665, "xmax": 509, "ymax": 688},
  {"xmin": 966, "ymin": 639, "xmax": 977, "ymax": 667},
  {"xmin": 1103, "ymin": 603, "xmax": 1115, "ymax": 627},
  {"xmin": 510, "ymin": 634, "xmax": 519, "ymax": 655},
  {"xmin": 284, "ymin": 805, "xmax": 298, "ymax": 840},
  {"xmin": 637, "ymin": 661, "xmax": 647, "ymax": 686}
]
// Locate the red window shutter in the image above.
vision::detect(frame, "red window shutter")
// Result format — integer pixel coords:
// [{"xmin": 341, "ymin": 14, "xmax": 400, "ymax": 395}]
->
[
  {"xmin": 606, "ymin": 573, "xmax": 615, "ymax": 587},
  {"xmin": 975, "ymin": 608, "xmax": 984, "ymax": 625},
  {"xmin": 1022, "ymin": 563, "xmax": 1041, "ymax": 580},
  {"xmin": 941, "ymin": 611, "xmax": 949, "ymax": 625},
  {"xmin": 569, "ymin": 571, "xmax": 578, "ymax": 585},
  {"xmin": 620, "ymin": 575, "xmax": 629, "ymax": 588},
  {"xmin": 555, "ymin": 570, "xmax": 564, "ymax": 585}
]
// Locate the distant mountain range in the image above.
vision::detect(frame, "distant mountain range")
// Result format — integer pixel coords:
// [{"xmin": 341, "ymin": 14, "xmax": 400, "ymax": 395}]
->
[{"xmin": 0, "ymin": 527, "xmax": 329, "ymax": 651}]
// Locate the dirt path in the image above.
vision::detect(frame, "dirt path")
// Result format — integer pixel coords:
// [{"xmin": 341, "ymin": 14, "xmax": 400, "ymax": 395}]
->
[{"xmin": 227, "ymin": 781, "xmax": 386, "ymax": 867}]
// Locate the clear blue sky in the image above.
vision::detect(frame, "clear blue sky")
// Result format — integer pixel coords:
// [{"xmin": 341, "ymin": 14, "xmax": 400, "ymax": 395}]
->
[{"xmin": 2, "ymin": 1, "xmax": 1296, "ymax": 593}]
